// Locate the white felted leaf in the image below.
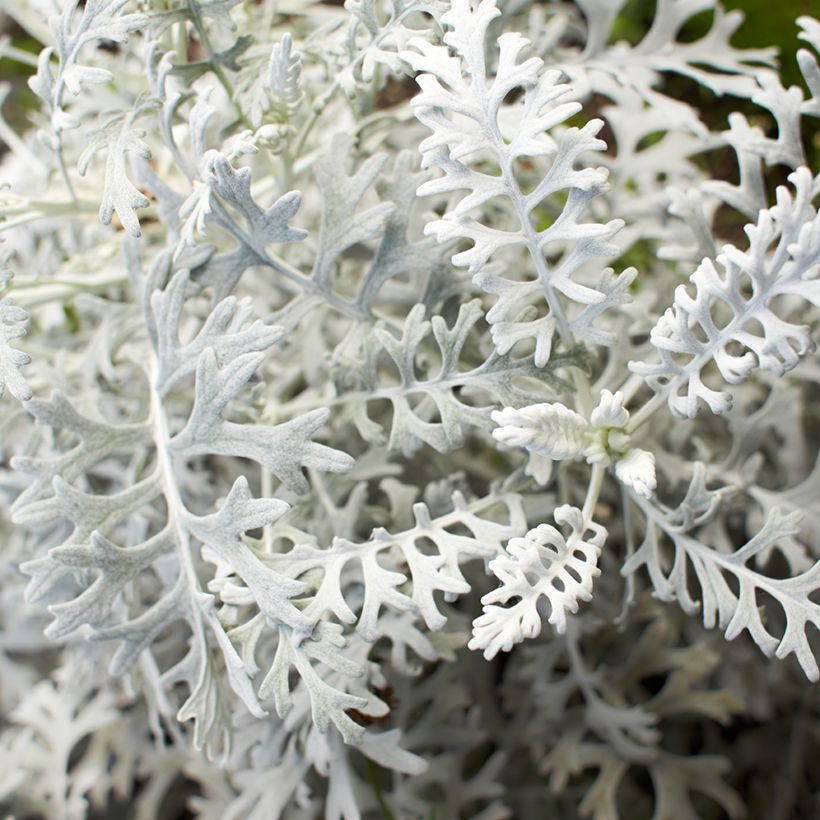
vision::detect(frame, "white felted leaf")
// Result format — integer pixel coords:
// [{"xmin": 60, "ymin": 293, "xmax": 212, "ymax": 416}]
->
[
  {"xmin": 798, "ymin": 17, "xmax": 820, "ymax": 117},
  {"xmin": 77, "ymin": 106, "xmax": 155, "ymax": 237},
  {"xmin": 0, "ymin": 299, "xmax": 32, "ymax": 401},
  {"xmin": 265, "ymin": 33, "xmax": 303, "ymax": 118},
  {"xmin": 492, "ymin": 402, "xmax": 588, "ymax": 461},
  {"xmin": 470, "ymin": 505, "xmax": 606, "ymax": 658},
  {"xmin": 28, "ymin": 0, "xmax": 145, "ymax": 118},
  {"xmin": 340, "ymin": 0, "xmax": 446, "ymax": 93},
  {"xmin": 14, "ymin": 271, "xmax": 354, "ymax": 757},
  {"xmin": 631, "ymin": 168, "xmax": 820, "ymax": 418},
  {"xmin": 272, "ymin": 491, "xmax": 525, "ymax": 641},
  {"xmin": 625, "ymin": 501, "xmax": 820, "ymax": 681},
  {"xmin": 338, "ymin": 300, "xmax": 580, "ymax": 454},
  {"xmin": 404, "ymin": 0, "xmax": 628, "ymax": 361}
]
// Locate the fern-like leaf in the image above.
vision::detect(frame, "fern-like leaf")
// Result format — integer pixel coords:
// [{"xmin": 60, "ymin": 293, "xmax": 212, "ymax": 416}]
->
[
  {"xmin": 14, "ymin": 271, "xmax": 354, "ymax": 756},
  {"xmin": 272, "ymin": 491, "xmax": 526, "ymax": 641},
  {"xmin": 492, "ymin": 402, "xmax": 588, "ymax": 460},
  {"xmin": 631, "ymin": 167, "xmax": 820, "ymax": 418},
  {"xmin": 404, "ymin": 0, "xmax": 630, "ymax": 360},
  {"xmin": 0, "ymin": 299, "xmax": 31, "ymax": 401},
  {"xmin": 470, "ymin": 505, "xmax": 606, "ymax": 658},
  {"xmin": 78, "ymin": 103, "xmax": 156, "ymax": 237},
  {"xmin": 28, "ymin": 0, "xmax": 145, "ymax": 132},
  {"xmin": 625, "ymin": 498, "xmax": 820, "ymax": 681},
  {"xmin": 334, "ymin": 300, "xmax": 582, "ymax": 454},
  {"xmin": 266, "ymin": 33, "xmax": 303, "ymax": 118}
]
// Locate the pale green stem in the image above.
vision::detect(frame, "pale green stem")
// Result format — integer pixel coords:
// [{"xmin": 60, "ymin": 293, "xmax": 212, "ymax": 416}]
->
[
  {"xmin": 615, "ymin": 483, "xmax": 636, "ymax": 627},
  {"xmin": 10, "ymin": 270, "xmax": 128, "ymax": 307},
  {"xmin": 0, "ymin": 200, "xmax": 97, "ymax": 233},
  {"xmin": 261, "ymin": 468, "xmax": 274, "ymax": 554},
  {"xmin": 618, "ymin": 371, "xmax": 646, "ymax": 404},
  {"xmin": 582, "ymin": 463, "xmax": 605, "ymax": 524},
  {"xmin": 0, "ymin": 41, "xmax": 39, "ymax": 67},
  {"xmin": 363, "ymin": 757, "xmax": 396, "ymax": 820},
  {"xmin": 54, "ymin": 141, "xmax": 78, "ymax": 203},
  {"xmin": 150, "ymin": 358, "xmax": 202, "ymax": 600},
  {"xmin": 626, "ymin": 391, "xmax": 667, "ymax": 434},
  {"xmin": 185, "ymin": 0, "xmax": 281, "ymax": 182},
  {"xmin": 307, "ymin": 468, "xmax": 338, "ymax": 526}
]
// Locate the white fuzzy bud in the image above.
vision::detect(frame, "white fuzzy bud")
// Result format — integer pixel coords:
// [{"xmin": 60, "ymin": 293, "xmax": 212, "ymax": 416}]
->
[
  {"xmin": 590, "ymin": 389, "xmax": 629, "ymax": 429},
  {"xmin": 492, "ymin": 403, "xmax": 588, "ymax": 461},
  {"xmin": 615, "ymin": 448, "xmax": 657, "ymax": 498}
]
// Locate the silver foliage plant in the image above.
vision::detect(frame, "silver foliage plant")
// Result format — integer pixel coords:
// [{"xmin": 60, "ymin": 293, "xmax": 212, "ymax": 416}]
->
[{"xmin": 0, "ymin": 0, "xmax": 818, "ymax": 816}]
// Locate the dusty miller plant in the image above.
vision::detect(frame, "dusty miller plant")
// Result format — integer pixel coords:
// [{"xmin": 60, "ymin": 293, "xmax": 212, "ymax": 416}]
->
[{"xmin": 0, "ymin": 0, "xmax": 818, "ymax": 817}]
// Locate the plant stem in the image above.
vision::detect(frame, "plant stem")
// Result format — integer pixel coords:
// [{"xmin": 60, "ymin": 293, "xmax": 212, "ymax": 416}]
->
[
  {"xmin": 582, "ymin": 463, "xmax": 605, "ymax": 524},
  {"xmin": 185, "ymin": 0, "xmax": 283, "ymax": 182},
  {"xmin": 55, "ymin": 141, "xmax": 78, "ymax": 203},
  {"xmin": 626, "ymin": 391, "xmax": 666, "ymax": 434},
  {"xmin": 363, "ymin": 757, "xmax": 396, "ymax": 820},
  {"xmin": 0, "ymin": 42, "xmax": 39, "ymax": 67},
  {"xmin": 615, "ymin": 483, "xmax": 636, "ymax": 627},
  {"xmin": 187, "ymin": 0, "xmax": 253, "ymax": 133}
]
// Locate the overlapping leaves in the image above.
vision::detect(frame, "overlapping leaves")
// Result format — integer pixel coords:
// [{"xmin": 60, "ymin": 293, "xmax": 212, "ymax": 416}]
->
[
  {"xmin": 14, "ymin": 270, "xmax": 353, "ymax": 755},
  {"xmin": 333, "ymin": 299, "xmax": 584, "ymax": 453}
]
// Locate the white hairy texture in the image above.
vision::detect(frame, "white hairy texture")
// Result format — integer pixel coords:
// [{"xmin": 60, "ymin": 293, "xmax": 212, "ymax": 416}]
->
[
  {"xmin": 493, "ymin": 392, "xmax": 656, "ymax": 496},
  {"xmin": 1, "ymin": 0, "xmax": 819, "ymax": 816},
  {"xmin": 0, "ymin": 300, "xmax": 32, "ymax": 402},
  {"xmin": 590, "ymin": 388, "xmax": 629, "ymax": 429},
  {"xmin": 631, "ymin": 168, "xmax": 820, "ymax": 418},
  {"xmin": 615, "ymin": 448, "xmax": 657, "ymax": 499},
  {"xmin": 470, "ymin": 505, "xmax": 607, "ymax": 658},
  {"xmin": 403, "ymin": 0, "xmax": 630, "ymax": 362},
  {"xmin": 492, "ymin": 403, "xmax": 588, "ymax": 460}
]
